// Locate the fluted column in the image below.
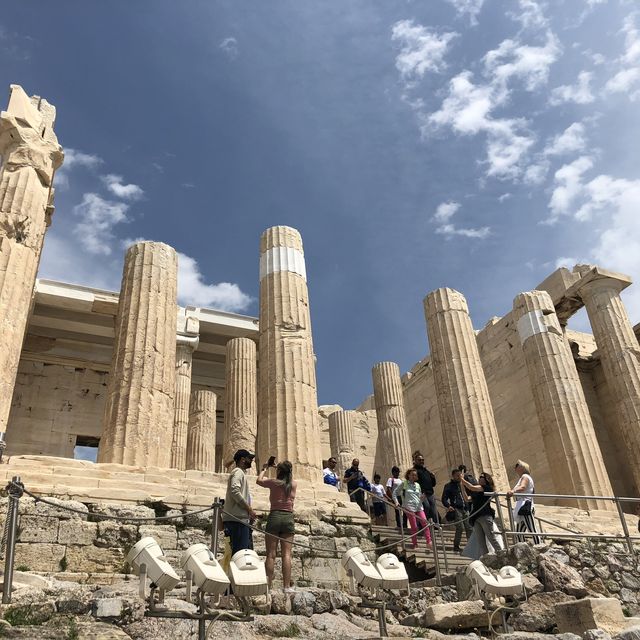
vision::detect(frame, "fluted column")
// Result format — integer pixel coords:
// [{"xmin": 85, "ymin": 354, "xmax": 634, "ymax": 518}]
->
[
  {"xmin": 424, "ymin": 288, "xmax": 508, "ymax": 489},
  {"xmin": 513, "ymin": 290, "xmax": 614, "ymax": 510},
  {"xmin": 171, "ymin": 315, "xmax": 199, "ymax": 470},
  {"xmin": 257, "ymin": 226, "xmax": 322, "ymax": 480},
  {"xmin": 577, "ymin": 270, "xmax": 640, "ymax": 493},
  {"xmin": 371, "ymin": 362, "xmax": 413, "ymax": 475},
  {"xmin": 223, "ymin": 337, "xmax": 257, "ymax": 471},
  {"xmin": 98, "ymin": 242, "xmax": 177, "ymax": 467},
  {"xmin": 0, "ymin": 85, "xmax": 63, "ymax": 434},
  {"xmin": 328, "ymin": 410, "xmax": 356, "ymax": 478},
  {"xmin": 186, "ymin": 389, "xmax": 217, "ymax": 471}
]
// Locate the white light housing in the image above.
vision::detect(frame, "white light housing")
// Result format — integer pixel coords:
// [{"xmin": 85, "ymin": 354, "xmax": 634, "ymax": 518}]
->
[
  {"xmin": 376, "ymin": 553, "xmax": 409, "ymax": 591},
  {"xmin": 126, "ymin": 537, "xmax": 180, "ymax": 591},
  {"xmin": 180, "ymin": 544, "xmax": 230, "ymax": 595},
  {"xmin": 465, "ymin": 560, "xmax": 523, "ymax": 597},
  {"xmin": 341, "ymin": 547, "xmax": 382, "ymax": 589},
  {"xmin": 229, "ymin": 549, "xmax": 268, "ymax": 597},
  {"xmin": 494, "ymin": 565, "xmax": 523, "ymax": 596}
]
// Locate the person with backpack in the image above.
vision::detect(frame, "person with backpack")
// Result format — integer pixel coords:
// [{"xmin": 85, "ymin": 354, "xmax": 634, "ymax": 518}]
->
[
  {"xmin": 506, "ymin": 459, "xmax": 540, "ymax": 544},
  {"xmin": 442, "ymin": 468, "xmax": 473, "ymax": 553},
  {"xmin": 343, "ymin": 458, "xmax": 370, "ymax": 512},
  {"xmin": 393, "ymin": 468, "xmax": 432, "ymax": 548},
  {"xmin": 414, "ymin": 453, "xmax": 438, "ymax": 523}
]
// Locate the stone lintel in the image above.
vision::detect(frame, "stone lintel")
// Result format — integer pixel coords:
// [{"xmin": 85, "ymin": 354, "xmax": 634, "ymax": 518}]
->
[{"xmin": 551, "ymin": 265, "xmax": 632, "ymax": 324}]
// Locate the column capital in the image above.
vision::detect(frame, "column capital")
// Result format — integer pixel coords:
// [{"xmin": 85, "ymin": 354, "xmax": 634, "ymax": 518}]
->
[
  {"xmin": 574, "ymin": 266, "xmax": 632, "ymax": 298},
  {"xmin": 512, "ymin": 290, "xmax": 563, "ymax": 346},
  {"xmin": 176, "ymin": 312, "xmax": 199, "ymax": 351},
  {"xmin": 0, "ymin": 85, "xmax": 63, "ymax": 183}
]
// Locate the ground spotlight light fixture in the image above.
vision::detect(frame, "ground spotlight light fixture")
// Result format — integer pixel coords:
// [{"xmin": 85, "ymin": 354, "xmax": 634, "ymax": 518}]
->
[
  {"xmin": 181, "ymin": 543, "xmax": 230, "ymax": 596},
  {"xmin": 229, "ymin": 549, "xmax": 268, "ymax": 597},
  {"xmin": 126, "ymin": 537, "xmax": 180, "ymax": 592},
  {"xmin": 341, "ymin": 547, "xmax": 382, "ymax": 589}
]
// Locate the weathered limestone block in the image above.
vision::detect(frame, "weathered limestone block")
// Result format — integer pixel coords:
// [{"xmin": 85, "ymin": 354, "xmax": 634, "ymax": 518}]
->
[
  {"xmin": 372, "ymin": 362, "xmax": 413, "ymax": 474},
  {"xmin": 17, "ymin": 515, "xmax": 59, "ymax": 543},
  {"xmin": 171, "ymin": 314, "xmax": 199, "ymax": 470},
  {"xmin": 64, "ymin": 544, "xmax": 124, "ymax": 573},
  {"xmin": 257, "ymin": 226, "xmax": 322, "ymax": 480},
  {"xmin": 424, "ymin": 288, "xmax": 508, "ymax": 488},
  {"xmin": 538, "ymin": 553, "xmax": 588, "ymax": 597},
  {"xmin": 0, "ymin": 85, "xmax": 63, "ymax": 435},
  {"xmin": 14, "ymin": 542, "xmax": 65, "ymax": 572},
  {"xmin": 513, "ymin": 290, "xmax": 614, "ymax": 510},
  {"xmin": 98, "ymin": 241, "xmax": 178, "ymax": 467},
  {"xmin": 555, "ymin": 597, "xmax": 640, "ymax": 636},
  {"xmin": 186, "ymin": 389, "xmax": 217, "ymax": 471},
  {"xmin": 138, "ymin": 524, "xmax": 178, "ymax": 550},
  {"xmin": 223, "ymin": 337, "xmax": 257, "ymax": 471},
  {"xmin": 577, "ymin": 267, "xmax": 640, "ymax": 494},
  {"xmin": 95, "ymin": 521, "xmax": 138, "ymax": 548},
  {"xmin": 328, "ymin": 410, "xmax": 356, "ymax": 477},
  {"xmin": 57, "ymin": 519, "xmax": 98, "ymax": 546},
  {"xmin": 510, "ymin": 591, "xmax": 576, "ymax": 633},
  {"xmin": 423, "ymin": 600, "xmax": 487, "ymax": 630}
]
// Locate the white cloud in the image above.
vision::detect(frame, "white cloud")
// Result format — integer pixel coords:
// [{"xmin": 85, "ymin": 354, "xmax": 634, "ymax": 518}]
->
[
  {"xmin": 431, "ymin": 200, "xmax": 490, "ymax": 238},
  {"xmin": 547, "ymin": 156, "xmax": 594, "ymax": 221},
  {"xmin": 72, "ymin": 193, "xmax": 129, "ymax": 255},
  {"xmin": 498, "ymin": 192, "xmax": 512, "ymax": 202},
  {"xmin": 54, "ymin": 148, "xmax": 103, "ymax": 189},
  {"xmin": 483, "ymin": 32, "xmax": 560, "ymax": 91},
  {"xmin": 444, "ymin": 0, "xmax": 486, "ymax": 24},
  {"xmin": 219, "ymin": 37, "xmax": 238, "ymax": 60},
  {"xmin": 391, "ymin": 20, "xmax": 457, "ymax": 80},
  {"xmin": 432, "ymin": 201, "xmax": 460, "ymax": 223},
  {"xmin": 549, "ymin": 71, "xmax": 595, "ymax": 105},
  {"xmin": 177, "ymin": 253, "xmax": 252, "ymax": 311},
  {"xmin": 523, "ymin": 160, "xmax": 549, "ymax": 185},
  {"xmin": 604, "ymin": 67, "xmax": 640, "ymax": 95},
  {"xmin": 101, "ymin": 174, "xmax": 144, "ymax": 200},
  {"xmin": 510, "ymin": 0, "xmax": 548, "ymax": 30},
  {"xmin": 622, "ymin": 13, "xmax": 640, "ymax": 65},
  {"xmin": 544, "ymin": 122, "xmax": 587, "ymax": 156}
]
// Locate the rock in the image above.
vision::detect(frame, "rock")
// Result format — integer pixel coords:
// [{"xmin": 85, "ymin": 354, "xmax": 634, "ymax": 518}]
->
[
  {"xmin": 270, "ymin": 590, "xmax": 293, "ymax": 615},
  {"xmin": 585, "ymin": 630, "xmax": 614, "ymax": 640},
  {"xmin": 614, "ymin": 627, "xmax": 640, "ymax": 640},
  {"xmin": 509, "ymin": 591, "xmax": 575, "ymax": 632},
  {"xmin": 423, "ymin": 599, "xmax": 487, "ymax": 630},
  {"xmin": 555, "ymin": 597, "xmax": 633, "ymax": 635},
  {"xmin": 498, "ymin": 634, "xmax": 581, "ymax": 640},
  {"xmin": 57, "ymin": 519, "xmax": 98, "ymax": 546},
  {"xmin": 538, "ymin": 553, "xmax": 588, "ymax": 597},
  {"xmin": 1, "ymin": 598, "xmax": 56, "ymax": 626},
  {"xmin": 595, "ymin": 564, "xmax": 612, "ymax": 580},
  {"xmin": 14, "ymin": 542, "xmax": 65, "ymax": 572},
  {"xmin": 18, "ymin": 515, "xmax": 59, "ymax": 543},
  {"xmin": 621, "ymin": 588, "xmax": 639, "ymax": 604},
  {"xmin": 96, "ymin": 522, "xmax": 138, "ymax": 548},
  {"xmin": 94, "ymin": 597, "xmax": 123, "ymax": 618},
  {"xmin": 64, "ymin": 545, "xmax": 124, "ymax": 573},
  {"xmin": 522, "ymin": 573, "xmax": 544, "ymax": 594},
  {"xmin": 622, "ymin": 574, "xmax": 640, "ymax": 590},
  {"xmin": 291, "ymin": 590, "xmax": 316, "ymax": 616},
  {"xmin": 543, "ymin": 548, "xmax": 570, "ymax": 565},
  {"xmin": 506, "ymin": 542, "xmax": 540, "ymax": 570},
  {"xmin": 310, "ymin": 519, "xmax": 337, "ymax": 536},
  {"xmin": 87, "ymin": 504, "xmax": 155, "ymax": 522},
  {"xmin": 138, "ymin": 525, "xmax": 178, "ymax": 550}
]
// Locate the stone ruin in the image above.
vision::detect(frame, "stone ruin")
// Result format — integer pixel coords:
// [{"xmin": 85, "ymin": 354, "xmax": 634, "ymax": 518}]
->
[{"xmin": 2, "ymin": 84, "xmax": 640, "ymax": 638}]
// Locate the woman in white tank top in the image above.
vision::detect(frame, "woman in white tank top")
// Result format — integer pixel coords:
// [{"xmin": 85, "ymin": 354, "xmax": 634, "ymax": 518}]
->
[{"xmin": 507, "ymin": 460, "xmax": 541, "ymax": 544}]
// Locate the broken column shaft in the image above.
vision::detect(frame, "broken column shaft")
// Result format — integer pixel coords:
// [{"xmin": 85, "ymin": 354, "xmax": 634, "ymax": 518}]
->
[
  {"xmin": 223, "ymin": 337, "xmax": 257, "ymax": 471},
  {"xmin": 371, "ymin": 362, "xmax": 413, "ymax": 475},
  {"xmin": 186, "ymin": 389, "xmax": 217, "ymax": 471},
  {"xmin": 257, "ymin": 226, "xmax": 322, "ymax": 480},
  {"xmin": 424, "ymin": 288, "xmax": 508, "ymax": 489},
  {"xmin": 98, "ymin": 241, "xmax": 177, "ymax": 467},
  {"xmin": 513, "ymin": 290, "xmax": 614, "ymax": 510},
  {"xmin": 0, "ymin": 85, "xmax": 63, "ymax": 434},
  {"xmin": 328, "ymin": 410, "xmax": 356, "ymax": 478}
]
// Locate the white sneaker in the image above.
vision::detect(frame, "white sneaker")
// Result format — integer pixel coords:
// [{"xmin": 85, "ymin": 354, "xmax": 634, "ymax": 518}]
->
[{"xmin": 284, "ymin": 586, "xmax": 295, "ymax": 593}]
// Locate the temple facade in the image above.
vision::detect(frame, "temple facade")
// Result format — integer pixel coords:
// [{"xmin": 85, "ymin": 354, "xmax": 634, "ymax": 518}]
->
[{"xmin": 2, "ymin": 84, "xmax": 640, "ymax": 508}]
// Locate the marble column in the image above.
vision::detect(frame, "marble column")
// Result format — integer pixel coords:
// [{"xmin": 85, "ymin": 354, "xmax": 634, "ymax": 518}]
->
[
  {"xmin": 0, "ymin": 85, "xmax": 63, "ymax": 434},
  {"xmin": 223, "ymin": 337, "xmax": 257, "ymax": 471},
  {"xmin": 328, "ymin": 410, "xmax": 356, "ymax": 478},
  {"xmin": 98, "ymin": 241, "xmax": 177, "ymax": 467},
  {"xmin": 186, "ymin": 389, "xmax": 217, "ymax": 471},
  {"xmin": 513, "ymin": 290, "xmax": 614, "ymax": 510},
  {"xmin": 170, "ymin": 314, "xmax": 200, "ymax": 470},
  {"xmin": 577, "ymin": 268, "xmax": 640, "ymax": 493},
  {"xmin": 371, "ymin": 362, "xmax": 413, "ymax": 475},
  {"xmin": 424, "ymin": 288, "xmax": 509, "ymax": 489},
  {"xmin": 257, "ymin": 226, "xmax": 322, "ymax": 480}
]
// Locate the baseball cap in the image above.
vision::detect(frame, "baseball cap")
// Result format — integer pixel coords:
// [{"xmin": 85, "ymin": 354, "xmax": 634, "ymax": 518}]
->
[{"xmin": 233, "ymin": 449, "xmax": 255, "ymax": 462}]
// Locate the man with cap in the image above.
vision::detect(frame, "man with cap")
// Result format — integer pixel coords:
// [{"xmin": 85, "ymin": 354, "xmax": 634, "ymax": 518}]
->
[{"xmin": 223, "ymin": 449, "xmax": 257, "ymax": 554}]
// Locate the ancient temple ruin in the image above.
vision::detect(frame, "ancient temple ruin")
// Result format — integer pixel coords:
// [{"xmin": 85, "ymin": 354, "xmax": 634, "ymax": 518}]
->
[{"xmin": 1, "ymin": 84, "xmax": 640, "ymax": 512}]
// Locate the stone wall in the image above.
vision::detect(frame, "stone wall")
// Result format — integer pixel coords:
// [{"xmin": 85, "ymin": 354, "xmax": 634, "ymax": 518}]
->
[{"xmin": 0, "ymin": 496, "xmax": 373, "ymax": 590}]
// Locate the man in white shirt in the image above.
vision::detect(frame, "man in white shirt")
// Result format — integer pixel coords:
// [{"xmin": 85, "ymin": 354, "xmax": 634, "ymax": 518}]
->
[{"xmin": 322, "ymin": 457, "xmax": 340, "ymax": 490}]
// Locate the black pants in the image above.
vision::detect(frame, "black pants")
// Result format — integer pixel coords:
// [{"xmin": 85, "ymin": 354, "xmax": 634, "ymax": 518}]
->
[
  {"xmin": 350, "ymin": 490, "xmax": 367, "ymax": 512},
  {"xmin": 394, "ymin": 496, "xmax": 408, "ymax": 529},
  {"xmin": 224, "ymin": 521, "xmax": 253, "ymax": 555}
]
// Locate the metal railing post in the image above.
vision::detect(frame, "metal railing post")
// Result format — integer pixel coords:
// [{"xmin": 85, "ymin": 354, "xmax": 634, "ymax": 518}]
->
[
  {"xmin": 211, "ymin": 498, "xmax": 222, "ymax": 558},
  {"xmin": 494, "ymin": 495, "xmax": 509, "ymax": 551},
  {"xmin": 2, "ymin": 476, "xmax": 23, "ymax": 604},
  {"xmin": 505, "ymin": 494, "xmax": 515, "ymax": 545},
  {"xmin": 614, "ymin": 497, "xmax": 634, "ymax": 555},
  {"xmin": 438, "ymin": 524, "xmax": 449, "ymax": 573},
  {"xmin": 430, "ymin": 522, "xmax": 441, "ymax": 586}
]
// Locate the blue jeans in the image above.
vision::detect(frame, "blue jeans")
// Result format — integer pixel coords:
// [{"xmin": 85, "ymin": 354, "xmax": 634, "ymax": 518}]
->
[{"xmin": 224, "ymin": 520, "xmax": 252, "ymax": 555}]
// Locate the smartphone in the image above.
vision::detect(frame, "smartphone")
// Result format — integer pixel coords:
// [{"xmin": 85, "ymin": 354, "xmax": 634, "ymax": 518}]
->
[{"xmin": 267, "ymin": 456, "xmax": 276, "ymax": 467}]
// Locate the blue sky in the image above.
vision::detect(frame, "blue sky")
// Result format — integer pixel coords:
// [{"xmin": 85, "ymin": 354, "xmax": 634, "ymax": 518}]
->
[{"xmin": 2, "ymin": 0, "xmax": 640, "ymax": 409}]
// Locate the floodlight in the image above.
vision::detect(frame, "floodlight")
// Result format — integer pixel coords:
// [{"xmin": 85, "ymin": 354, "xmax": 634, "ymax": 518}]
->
[
  {"xmin": 341, "ymin": 547, "xmax": 382, "ymax": 589},
  {"xmin": 494, "ymin": 565, "xmax": 523, "ymax": 596},
  {"xmin": 465, "ymin": 560, "xmax": 523, "ymax": 597},
  {"xmin": 228, "ymin": 549, "xmax": 268, "ymax": 597},
  {"xmin": 375, "ymin": 553, "xmax": 409, "ymax": 591},
  {"xmin": 180, "ymin": 544, "xmax": 230, "ymax": 595},
  {"xmin": 126, "ymin": 537, "xmax": 180, "ymax": 591}
]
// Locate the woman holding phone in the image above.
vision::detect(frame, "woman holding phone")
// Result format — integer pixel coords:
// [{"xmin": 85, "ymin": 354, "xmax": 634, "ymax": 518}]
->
[{"xmin": 257, "ymin": 458, "xmax": 297, "ymax": 591}]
